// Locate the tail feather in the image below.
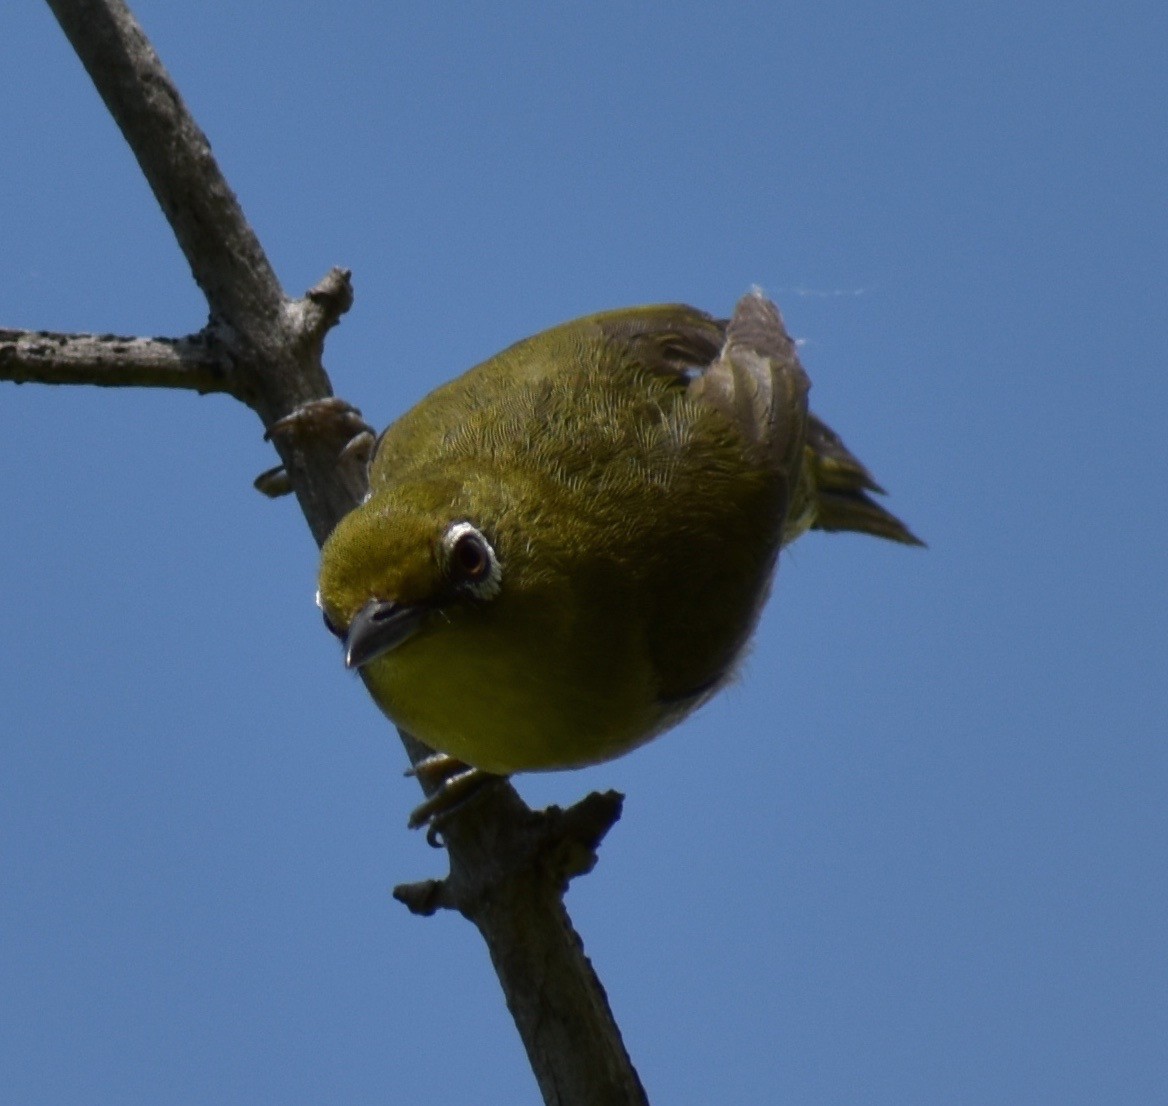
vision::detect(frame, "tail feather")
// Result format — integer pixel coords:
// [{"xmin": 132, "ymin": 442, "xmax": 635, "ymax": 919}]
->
[{"xmin": 805, "ymin": 415, "xmax": 924, "ymax": 546}]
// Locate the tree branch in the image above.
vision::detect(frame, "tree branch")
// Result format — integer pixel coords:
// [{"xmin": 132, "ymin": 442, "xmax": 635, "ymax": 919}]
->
[
  {"xmin": 0, "ymin": 328, "xmax": 236, "ymax": 395},
  {"xmin": 425, "ymin": 789, "xmax": 649, "ymax": 1106},
  {"xmin": 45, "ymin": 0, "xmax": 352, "ymax": 542},
  {"xmin": 28, "ymin": 2, "xmax": 649, "ymax": 1102},
  {"xmin": 45, "ymin": 0, "xmax": 285, "ymax": 338}
]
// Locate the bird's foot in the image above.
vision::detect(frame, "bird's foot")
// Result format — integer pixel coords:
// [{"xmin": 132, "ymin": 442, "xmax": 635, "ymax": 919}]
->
[
  {"xmin": 405, "ymin": 753, "xmax": 506, "ymax": 838},
  {"xmin": 254, "ymin": 397, "xmax": 376, "ymax": 500}
]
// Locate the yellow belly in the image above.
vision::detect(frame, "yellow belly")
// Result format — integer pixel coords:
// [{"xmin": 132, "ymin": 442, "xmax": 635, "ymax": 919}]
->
[{"xmin": 361, "ymin": 605, "xmax": 663, "ymax": 775}]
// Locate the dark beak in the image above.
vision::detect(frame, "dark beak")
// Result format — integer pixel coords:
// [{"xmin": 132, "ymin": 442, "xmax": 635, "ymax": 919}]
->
[{"xmin": 344, "ymin": 599, "xmax": 426, "ymax": 669}]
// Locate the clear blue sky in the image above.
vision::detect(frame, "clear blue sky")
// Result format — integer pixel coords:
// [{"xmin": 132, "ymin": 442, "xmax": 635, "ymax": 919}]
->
[{"xmin": 2, "ymin": 2, "xmax": 1164, "ymax": 1103}]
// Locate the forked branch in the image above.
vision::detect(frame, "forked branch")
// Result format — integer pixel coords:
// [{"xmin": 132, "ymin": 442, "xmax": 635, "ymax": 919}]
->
[{"xmin": 15, "ymin": 2, "xmax": 647, "ymax": 1103}]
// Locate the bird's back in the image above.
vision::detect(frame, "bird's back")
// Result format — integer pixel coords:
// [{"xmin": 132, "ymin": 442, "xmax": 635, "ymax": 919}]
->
[{"xmin": 373, "ymin": 303, "xmax": 920, "ymax": 547}]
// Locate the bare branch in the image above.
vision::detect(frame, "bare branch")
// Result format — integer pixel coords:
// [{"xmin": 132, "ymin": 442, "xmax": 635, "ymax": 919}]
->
[
  {"xmin": 44, "ymin": 0, "xmax": 352, "ymax": 541},
  {"xmin": 396, "ymin": 789, "xmax": 650, "ymax": 1106},
  {"xmin": 29, "ymin": 3, "xmax": 650, "ymax": 1102},
  {"xmin": 0, "ymin": 328, "xmax": 236, "ymax": 395},
  {"xmin": 45, "ymin": 0, "xmax": 285, "ymax": 338}
]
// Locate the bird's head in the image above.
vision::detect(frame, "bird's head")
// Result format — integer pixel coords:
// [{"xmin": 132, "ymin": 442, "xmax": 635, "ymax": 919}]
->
[{"xmin": 317, "ymin": 487, "xmax": 503, "ymax": 671}]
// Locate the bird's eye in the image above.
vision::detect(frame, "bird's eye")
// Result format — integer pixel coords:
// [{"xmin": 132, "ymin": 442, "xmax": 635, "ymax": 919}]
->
[
  {"xmin": 322, "ymin": 609, "xmax": 345, "ymax": 639},
  {"xmin": 442, "ymin": 521, "xmax": 502, "ymax": 599},
  {"xmin": 452, "ymin": 531, "xmax": 490, "ymax": 581}
]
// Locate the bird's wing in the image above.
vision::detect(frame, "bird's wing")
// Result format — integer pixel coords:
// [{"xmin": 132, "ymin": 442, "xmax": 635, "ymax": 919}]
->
[
  {"xmin": 686, "ymin": 291, "xmax": 810, "ymax": 482},
  {"xmin": 581, "ymin": 303, "xmax": 726, "ymax": 379}
]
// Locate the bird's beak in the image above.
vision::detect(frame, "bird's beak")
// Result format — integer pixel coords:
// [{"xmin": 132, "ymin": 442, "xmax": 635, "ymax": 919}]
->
[{"xmin": 343, "ymin": 599, "xmax": 426, "ymax": 669}]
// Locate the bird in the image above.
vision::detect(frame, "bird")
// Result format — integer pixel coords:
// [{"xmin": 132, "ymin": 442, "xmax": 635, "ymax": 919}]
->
[{"xmin": 313, "ymin": 291, "xmax": 920, "ymax": 823}]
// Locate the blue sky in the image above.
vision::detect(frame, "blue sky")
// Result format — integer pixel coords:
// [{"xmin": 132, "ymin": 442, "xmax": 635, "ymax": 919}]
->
[{"xmin": 2, "ymin": 2, "xmax": 1164, "ymax": 1102}]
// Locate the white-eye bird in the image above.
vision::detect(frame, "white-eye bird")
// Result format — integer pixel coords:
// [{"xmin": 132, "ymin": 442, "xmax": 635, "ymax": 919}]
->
[{"xmin": 315, "ymin": 292, "xmax": 920, "ymax": 817}]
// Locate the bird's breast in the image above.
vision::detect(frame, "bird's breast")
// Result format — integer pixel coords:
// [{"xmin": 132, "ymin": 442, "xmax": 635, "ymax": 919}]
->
[{"xmin": 360, "ymin": 598, "xmax": 667, "ymax": 774}]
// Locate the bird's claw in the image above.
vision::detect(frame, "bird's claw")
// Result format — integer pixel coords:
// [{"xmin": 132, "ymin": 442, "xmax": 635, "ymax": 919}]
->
[
  {"xmin": 255, "ymin": 397, "xmax": 376, "ymax": 501},
  {"xmin": 405, "ymin": 754, "xmax": 505, "ymax": 835},
  {"xmin": 253, "ymin": 463, "xmax": 294, "ymax": 498},
  {"xmin": 264, "ymin": 396, "xmax": 373, "ymax": 445}
]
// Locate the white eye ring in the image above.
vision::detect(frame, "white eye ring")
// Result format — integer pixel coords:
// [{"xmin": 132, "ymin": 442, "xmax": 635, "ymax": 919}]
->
[{"xmin": 442, "ymin": 521, "xmax": 502, "ymax": 600}]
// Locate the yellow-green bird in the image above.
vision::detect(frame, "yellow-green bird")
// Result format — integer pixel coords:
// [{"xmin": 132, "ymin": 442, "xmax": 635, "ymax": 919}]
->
[{"xmin": 316, "ymin": 292, "xmax": 919, "ymax": 808}]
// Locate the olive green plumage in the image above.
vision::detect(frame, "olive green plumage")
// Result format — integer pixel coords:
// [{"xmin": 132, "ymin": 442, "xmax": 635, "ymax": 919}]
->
[{"xmin": 317, "ymin": 293, "xmax": 919, "ymax": 775}]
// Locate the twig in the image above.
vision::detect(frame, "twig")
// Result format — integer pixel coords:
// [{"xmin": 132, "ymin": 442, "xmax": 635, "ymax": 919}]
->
[
  {"xmin": 46, "ymin": 0, "xmax": 284, "ymax": 337},
  {"xmin": 395, "ymin": 787, "xmax": 648, "ymax": 1106},
  {"xmin": 26, "ymin": 2, "xmax": 648, "ymax": 1102},
  {"xmin": 45, "ymin": 0, "xmax": 354, "ymax": 541},
  {"xmin": 0, "ymin": 328, "xmax": 236, "ymax": 395}
]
